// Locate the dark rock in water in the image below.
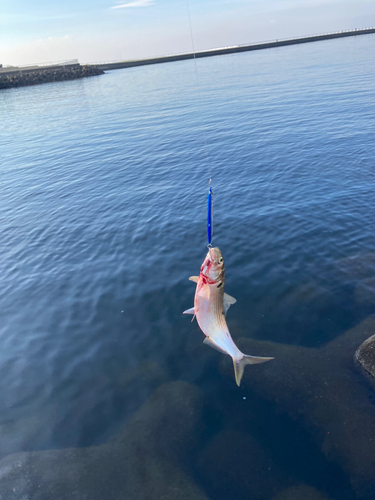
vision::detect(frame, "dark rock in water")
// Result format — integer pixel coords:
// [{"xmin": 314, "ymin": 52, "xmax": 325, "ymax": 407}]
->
[
  {"xmin": 0, "ymin": 381, "xmax": 209, "ymax": 500},
  {"xmin": 0, "ymin": 361, "xmax": 167, "ymax": 459},
  {"xmin": 53, "ymin": 360, "xmax": 168, "ymax": 449},
  {"xmin": 335, "ymin": 252, "xmax": 375, "ymax": 282},
  {"xmin": 355, "ymin": 333, "xmax": 375, "ymax": 381},
  {"xmin": 197, "ymin": 430, "xmax": 287, "ymax": 500},
  {"xmin": 354, "ymin": 277, "xmax": 375, "ymax": 307},
  {"xmin": 280, "ymin": 281, "xmax": 334, "ymax": 309},
  {"xmin": 271, "ymin": 483, "xmax": 332, "ymax": 500},
  {"xmin": 268, "ymin": 281, "xmax": 338, "ymax": 345},
  {"xmin": 117, "ymin": 359, "xmax": 167, "ymax": 392},
  {"xmin": 0, "ymin": 414, "xmax": 54, "ymax": 463},
  {"xmin": 220, "ymin": 316, "xmax": 375, "ymax": 499},
  {"xmin": 114, "ymin": 359, "xmax": 168, "ymax": 417}
]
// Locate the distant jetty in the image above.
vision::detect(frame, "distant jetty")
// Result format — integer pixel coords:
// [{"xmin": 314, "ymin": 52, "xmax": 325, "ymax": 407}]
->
[
  {"xmin": 2, "ymin": 27, "xmax": 374, "ymax": 90},
  {"xmin": 91, "ymin": 27, "xmax": 375, "ymax": 71},
  {"xmin": 0, "ymin": 61, "xmax": 103, "ymax": 90}
]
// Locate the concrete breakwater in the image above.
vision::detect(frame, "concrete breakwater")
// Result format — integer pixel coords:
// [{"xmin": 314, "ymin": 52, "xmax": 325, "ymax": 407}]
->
[
  {"xmin": 0, "ymin": 63, "xmax": 104, "ymax": 90},
  {"xmin": 92, "ymin": 27, "xmax": 375, "ymax": 71}
]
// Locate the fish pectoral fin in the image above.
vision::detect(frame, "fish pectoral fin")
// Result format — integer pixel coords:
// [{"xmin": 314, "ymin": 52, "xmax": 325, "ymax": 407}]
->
[
  {"xmin": 189, "ymin": 276, "xmax": 199, "ymax": 283},
  {"xmin": 198, "ymin": 283, "xmax": 210, "ymax": 301},
  {"xmin": 203, "ymin": 337, "xmax": 228, "ymax": 355},
  {"xmin": 183, "ymin": 307, "xmax": 195, "ymax": 315},
  {"xmin": 223, "ymin": 293, "xmax": 237, "ymax": 316}
]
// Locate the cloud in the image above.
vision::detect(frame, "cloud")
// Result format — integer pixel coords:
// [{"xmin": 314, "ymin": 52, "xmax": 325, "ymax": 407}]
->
[{"xmin": 111, "ymin": 0, "xmax": 154, "ymax": 8}]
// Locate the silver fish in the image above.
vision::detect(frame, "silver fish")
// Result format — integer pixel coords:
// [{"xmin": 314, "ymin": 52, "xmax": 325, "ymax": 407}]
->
[{"xmin": 184, "ymin": 247, "xmax": 273, "ymax": 386}]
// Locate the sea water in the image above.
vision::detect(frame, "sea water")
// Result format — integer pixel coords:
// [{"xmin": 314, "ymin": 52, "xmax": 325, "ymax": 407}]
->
[{"xmin": 1, "ymin": 34, "xmax": 375, "ymax": 499}]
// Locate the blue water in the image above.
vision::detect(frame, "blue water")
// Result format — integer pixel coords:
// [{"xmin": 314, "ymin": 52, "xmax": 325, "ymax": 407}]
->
[{"xmin": 1, "ymin": 35, "xmax": 375, "ymax": 499}]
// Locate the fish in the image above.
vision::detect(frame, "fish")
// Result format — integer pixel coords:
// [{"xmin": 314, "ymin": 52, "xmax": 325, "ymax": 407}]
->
[{"xmin": 183, "ymin": 247, "xmax": 273, "ymax": 386}]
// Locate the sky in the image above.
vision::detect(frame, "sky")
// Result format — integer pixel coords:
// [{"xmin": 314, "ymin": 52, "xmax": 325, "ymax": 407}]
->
[{"xmin": 1, "ymin": 0, "xmax": 375, "ymax": 66}]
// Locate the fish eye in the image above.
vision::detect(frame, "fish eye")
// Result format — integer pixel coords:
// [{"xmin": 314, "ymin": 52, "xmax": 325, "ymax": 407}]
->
[{"xmin": 219, "ymin": 257, "xmax": 223, "ymax": 263}]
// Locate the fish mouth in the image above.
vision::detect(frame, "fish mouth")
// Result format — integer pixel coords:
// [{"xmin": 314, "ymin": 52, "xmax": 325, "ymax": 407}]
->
[{"xmin": 208, "ymin": 247, "xmax": 223, "ymax": 266}]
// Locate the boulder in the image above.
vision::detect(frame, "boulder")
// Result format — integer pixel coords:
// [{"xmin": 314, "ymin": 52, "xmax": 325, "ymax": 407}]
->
[
  {"xmin": 355, "ymin": 333, "xmax": 375, "ymax": 381},
  {"xmin": 0, "ymin": 381, "xmax": 209, "ymax": 500}
]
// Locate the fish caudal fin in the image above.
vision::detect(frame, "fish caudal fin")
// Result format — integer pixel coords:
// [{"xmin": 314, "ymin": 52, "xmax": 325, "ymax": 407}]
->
[{"xmin": 233, "ymin": 354, "xmax": 274, "ymax": 387}]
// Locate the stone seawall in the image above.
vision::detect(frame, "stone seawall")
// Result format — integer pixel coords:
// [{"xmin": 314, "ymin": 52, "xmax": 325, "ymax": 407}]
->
[{"xmin": 0, "ymin": 65, "xmax": 104, "ymax": 90}]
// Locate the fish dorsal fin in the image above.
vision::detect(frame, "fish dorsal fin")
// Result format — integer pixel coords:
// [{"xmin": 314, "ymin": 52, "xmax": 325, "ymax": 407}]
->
[
  {"xmin": 203, "ymin": 337, "xmax": 228, "ymax": 355},
  {"xmin": 189, "ymin": 276, "xmax": 199, "ymax": 283},
  {"xmin": 223, "ymin": 293, "xmax": 237, "ymax": 316},
  {"xmin": 198, "ymin": 283, "xmax": 210, "ymax": 301}
]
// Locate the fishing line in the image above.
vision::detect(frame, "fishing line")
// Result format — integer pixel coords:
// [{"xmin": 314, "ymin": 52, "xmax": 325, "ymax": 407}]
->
[
  {"xmin": 185, "ymin": 0, "xmax": 215, "ymax": 247},
  {"xmin": 185, "ymin": 0, "xmax": 211, "ymax": 171}
]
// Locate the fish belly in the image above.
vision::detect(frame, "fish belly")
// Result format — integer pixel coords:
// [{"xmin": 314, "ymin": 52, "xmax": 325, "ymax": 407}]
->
[
  {"xmin": 195, "ymin": 289, "xmax": 242, "ymax": 360},
  {"xmin": 209, "ymin": 329, "xmax": 243, "ymax": 360}
]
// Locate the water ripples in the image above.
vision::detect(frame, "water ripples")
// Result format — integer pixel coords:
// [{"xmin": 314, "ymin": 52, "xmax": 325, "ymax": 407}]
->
[{"xmin": 1, "ymin": 35, "xmax": 375, "ymax": 464}]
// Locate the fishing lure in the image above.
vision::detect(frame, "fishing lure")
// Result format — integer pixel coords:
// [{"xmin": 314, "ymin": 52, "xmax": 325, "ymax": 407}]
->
[{"xmin": 207, "ymin": 185, "xmax": 213, "ymax": 246}]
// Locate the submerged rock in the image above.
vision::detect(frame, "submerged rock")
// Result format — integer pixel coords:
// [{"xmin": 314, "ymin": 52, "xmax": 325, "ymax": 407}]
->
[
  {"xmin": 0, "ymin": 381, "xmax": 209, "ymax": 500},
  {"xmin": 271, "ymin": 483, "xmax": 332, "ymax": 500},
  {"xmin": 56, "ymin": 360, "xmax": 168, "ymax": 449},
  {"xmin": 355, "ymin": 333, "xmax": 375, "ymax": 381},
  {"xmin": 197, "ymin": 430, "xmax": 287, "ymax": 500},
  {"xmin": 114, "ymin": 359, "xmax": 168, "ymax": 418},
  {"xmin": 335, "ymin": 252, "xmax": 375, "ymax": 282},
  {"xmin": 117, "ymin": 360, "xmax": 167, "ymax": 390},
  {"xmin": 354, "ymin": 277, "xmax": 375, "ymax": 307},
  {"xmin": 269, "ymin": 281, "xmax": 338, "ymax": 345},
  {"xmin": 220, "ymin": 316, "xmax": 375, "ymax": 499},
  {"xmin": 0, "ymin": 414, "xmax": 50, "ymax": 463}
]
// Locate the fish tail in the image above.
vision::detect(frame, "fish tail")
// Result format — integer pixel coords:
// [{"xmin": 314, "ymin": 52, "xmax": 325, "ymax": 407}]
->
[{"xmin": 233, "ymin": 354, "xmax": 274, "ymax": 387}]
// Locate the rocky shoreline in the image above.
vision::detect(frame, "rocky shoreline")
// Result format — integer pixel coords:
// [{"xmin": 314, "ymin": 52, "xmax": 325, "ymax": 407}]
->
[{"xmin": 0, "ymin": 65, "xmax": 104, "ymax": 90}]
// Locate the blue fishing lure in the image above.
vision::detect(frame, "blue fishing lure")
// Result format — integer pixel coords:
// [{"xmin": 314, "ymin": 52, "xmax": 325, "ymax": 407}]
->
[{"xmin": 207, "ymin": 185, "xmax": 213, "ymax": 246}]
